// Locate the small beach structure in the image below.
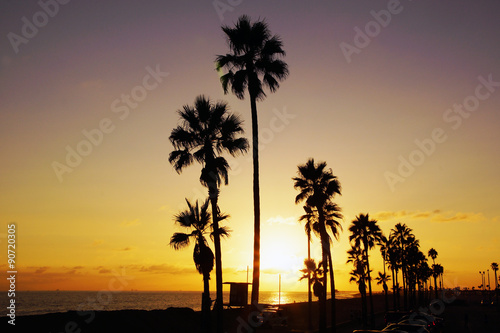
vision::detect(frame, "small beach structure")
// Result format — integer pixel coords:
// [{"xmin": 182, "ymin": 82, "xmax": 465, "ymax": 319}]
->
[{"xmin": 223, "ymin": 282, "xmax": 251, "ymax": 308}]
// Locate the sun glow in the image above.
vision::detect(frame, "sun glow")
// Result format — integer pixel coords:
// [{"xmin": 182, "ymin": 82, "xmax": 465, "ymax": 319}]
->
[{"xmin": 260, "ymin": 217, "xmax": 305, "ymax": 275}]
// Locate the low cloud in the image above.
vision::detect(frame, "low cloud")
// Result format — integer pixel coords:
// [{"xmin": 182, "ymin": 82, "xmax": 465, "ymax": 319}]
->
[
  {"xmin": 373, "ymin": 210, "xmax": 484, "ymax": 223},
  {"xmin": 34, "ymin": 266, "xmax": 50, "ymax": 274},
  {"xmin": 121, "ymin": 219, "xmax": 141, "ymax": 227},
  {"xmin": 266, "ymin": 216, "xmax": 297, "ymax": 225}
]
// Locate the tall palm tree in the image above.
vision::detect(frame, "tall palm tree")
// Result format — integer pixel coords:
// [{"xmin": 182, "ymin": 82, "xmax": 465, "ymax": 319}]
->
[
  {"xmin": 216, "ymin": 15, "xmax": 289, "ymax": 305},
  {"xmin": 293, "ymin": 158, "xmax": 342, "ymax": 333},
  {"xmin": 491, "ymin": 262, "xmax": 498, "ymax": 290},
  {"xmin": 169, "ymin": 95, "xmax": 248, "ymax": 332},
  {"xmin": 428, "ymin": 248, "xmax": 438, "ymax": 298},
  {"xmin": 375, "ymin": 271, "xmax": 391, "ymax": 312},
  {"xmin": 349, "ymin": 214, "xmax": 383, "ymax": 324},
  {"xmin": 299, "ymin": 205, "xmax": 315, "ymax": 330},
  {"xmin": 170, "ymin": 199, "xmax": 223, "ymax": 333}
]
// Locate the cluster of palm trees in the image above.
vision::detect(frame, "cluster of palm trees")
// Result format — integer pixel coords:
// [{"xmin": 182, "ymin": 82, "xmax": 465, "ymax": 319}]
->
[
  {"xmin": 294, "ymin": 158, "xmax": 343, "ymax": 333},
  {"xmin": 383, "ymin": 224, "xmax": 442, "ymax": 311},
  {"xmin": 169, "ymin": 15, "xmax": 289, "ymax": 333},
  {"xmin": 297, "ymin": 209, "xmax": 448, "ymax": 332},
  {"xmin": 346, "ymin": 214, "xmax": 384, "ymax": 326}
]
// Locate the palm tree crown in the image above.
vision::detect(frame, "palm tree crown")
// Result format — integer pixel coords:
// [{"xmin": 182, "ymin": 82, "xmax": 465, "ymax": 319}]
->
[
  {"xmin": 170, "ymin": 199, "xmax": 215, "ymax": 275},
  {"xmin": 169, "ymin": 95, "xmax": 248, "ymax": 187},
  {"xmin": 216, "ymin": 15, "xmax": 289, "ymax": 101}
]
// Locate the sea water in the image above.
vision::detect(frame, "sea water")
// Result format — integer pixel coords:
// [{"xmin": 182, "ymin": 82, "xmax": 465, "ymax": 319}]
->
[{"xmin": 5, "ymin": 290, "xmax": 359, "ymax": 316}]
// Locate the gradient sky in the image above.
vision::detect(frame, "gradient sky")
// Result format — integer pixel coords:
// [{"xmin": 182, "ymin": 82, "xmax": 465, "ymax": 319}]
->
[{"xmin": 1, "ymin": 0, "xmax": 499, "ymax": 293}]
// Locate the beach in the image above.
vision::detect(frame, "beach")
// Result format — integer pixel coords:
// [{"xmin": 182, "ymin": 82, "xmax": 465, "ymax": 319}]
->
[{"xmin": 4, "ymin": 291, "xmax": 499, "ymax": 332}]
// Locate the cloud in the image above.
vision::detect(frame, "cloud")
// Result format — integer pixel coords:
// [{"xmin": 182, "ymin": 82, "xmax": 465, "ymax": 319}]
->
[
  {"xmin": 431, "ymin": 212, "xmax": 485, "ymax": 223},
  {"xmin": 373, "ymin": 210, "xmax": 483, "ymax": 223},
  {"xmin": 138, "ymin": 264, "xmax": 192, "ymax": 274},
  {"xmin": 92, "ymin": 239, "xmax": 104, "ymax": 246},
  {"xmin": 121, "ymin": 219, "xmax": 141, "ymax": 227},
  {"xmin": 266, "ymin": 215, "xmax": 297, "ymax": 225},
  {"xmin": 34, "ymin": 266, "xmax": 50, "ymax": 274},
  {"xmin": 99, "ymin": 268, "xmax": 112, "ymax": 274},
  {"xmin": 119, "ymin": 247, "xmax": 133, "ymax": 251}
]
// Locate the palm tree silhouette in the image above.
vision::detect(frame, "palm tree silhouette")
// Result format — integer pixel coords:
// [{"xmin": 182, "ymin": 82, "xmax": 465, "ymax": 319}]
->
[
  {"xmin": 347, "ymin": 245, "xmax": 368, "ymax": 326},
  {"xmin": 375, "ymin": 271, "xmax": 391, "ymax": 312},
  {"xmin": 390, "ymin": 223, "xmax": 412, "ymax": 309},
  {"xmin": 349, "ymin": 213, "xmax": 383, "ymax": 324},
  {"xmin": 491, "ymin": 262, "xmax": 498, "ymax": 290},
  {"xmin": 169, "ymin": 95, "xmax": 248, "ymax": 331},
  {"xmin": 300, "ymin": 259, "xmax": 325, "ymax": 301},
  {"xmin": 428, "ymin": 248, "xmax": 438, "ymax": 298},
  {"xmin": 293, "ymin": 158, "xmax": 342, "ymax": 333},
  {"xmin": 216, "ymin": 15, "xmax": 289, "ymax": 305},
  {"xmin": 170, "ymin": 199, "xmax": 228, "ymax": 333},
  {"xmin": 299, "ymin": 205, "xmax": 315, "ymax": 330},
  {"xmin": 385, "ymin": 236, "xmax": 400, "ymax": 310}
]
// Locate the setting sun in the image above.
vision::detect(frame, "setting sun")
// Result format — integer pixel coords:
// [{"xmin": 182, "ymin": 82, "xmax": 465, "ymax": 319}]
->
[{"xmin": 1, "ymin": 1, "xmax": 500, "ymax": 332}]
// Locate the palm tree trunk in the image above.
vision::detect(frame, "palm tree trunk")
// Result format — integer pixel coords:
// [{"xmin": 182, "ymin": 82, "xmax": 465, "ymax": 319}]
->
[
  {"xmin": 433, "ymin": 275, "xmax": 438, "ymax": 299},
  {"xmin": 318, "ymin": 211, "xmax": 328, "ymax": 333},
  {"xmin": 327, "ymin": 251, "xmax": 336, "ymax": 333},
  {"xmin": 202, "ymin": 272, "xmax": 212, "ymax": 333},
  {"xmin": 395, "ymin": 268, "xmax": 400, "ymax": 310},
  {"xmin": 364, "ymin": 244, "xmax": 374, "ymax": 325},
  {"xmin": 307, "ymin": 232, "xmax": 312, "ymax": 330},
  {"xmin": 360, "ymin": 282, "xmax": 367, "ymax": 327},
  {"xmin": 250, "ymin": 94, "xmax": 261, "ymax": 307},
  {"xmin": 319, "ymin": 237, "xmax": 328, "ymax": 333},
  {"xmin": 391, "ymin": 267, "xmax": 396, "ymax": 310},
  {"xmin": 382, "ymin": 256, "xmax": 388, "ymax": 312},
  {"xmin": 209, "ymin": 186, "xmax": 224, "ymax": 333},
  {"xmin": 402, "ymin": 267, "xmax": 407, "ymax": 310}
]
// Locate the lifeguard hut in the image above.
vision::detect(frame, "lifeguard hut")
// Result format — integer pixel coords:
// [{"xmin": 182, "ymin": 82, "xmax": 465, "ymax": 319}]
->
[{"xmin": 223, "ymin": 282, "xmax": 251, "ymax": 308}]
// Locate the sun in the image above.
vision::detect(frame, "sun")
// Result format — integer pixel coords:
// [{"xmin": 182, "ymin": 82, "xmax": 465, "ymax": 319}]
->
[{"xmin": 259, "ymin": 221, "xmax": 305, "ymax": 274}]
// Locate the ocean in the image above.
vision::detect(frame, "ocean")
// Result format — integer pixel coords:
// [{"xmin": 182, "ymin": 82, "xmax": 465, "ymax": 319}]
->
[{"xmin": 6, "ymin": 290, "xmax": 359, "ymax": 316}]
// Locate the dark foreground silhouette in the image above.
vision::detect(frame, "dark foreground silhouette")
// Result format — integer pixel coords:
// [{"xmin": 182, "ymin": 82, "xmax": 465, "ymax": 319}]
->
[{"xmin": 3, "ymin": 292, "xmax": 499, "ymax": 333}]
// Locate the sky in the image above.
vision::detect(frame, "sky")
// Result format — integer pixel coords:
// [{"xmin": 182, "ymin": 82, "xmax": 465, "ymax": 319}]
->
[{"xmin": 1, "ymin": 0, "xmax": 499, "ymax": 293}]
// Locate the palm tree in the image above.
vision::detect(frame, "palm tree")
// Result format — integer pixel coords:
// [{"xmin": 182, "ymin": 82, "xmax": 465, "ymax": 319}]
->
[
  {"xmin": 390, "ymin": 223, "xmax": 412, "ymax": 309},
  {"xmin": 491, "ymin": 262, "xmax": 498, "ymax": 290},
  {"xmin": 385, "ymin": 236, "xmax": 400, "ymax": 310},
  {"xmin": 216, "ymin": 15, "xmax": 289, "ymax": 305},
  {"xmin": 169, "ymin": 95, "xmax": 248, "ymax": 331},
  {"xmin": 349, "ymin": 213, "xmax": 383, "ymax": 324},
  {"xmin": 170, "ymin": 199, "xmax": 224, "ymax": 333},
  {"xmin": 428, "ymin": 248, "xmax": 438, "ymax": 298},
  {"xmin": 293, "ymin": 158, "xmax": 342, "ymax": 333},
  {"xmin": 300, "ymin": 259, "xmax": 325, "ymax": 300},
  {"xmin": 347, "ymin": 245, "xmax": 368, "ymax": 326},
  {"xmin": 299, "ymin": 205, "xmax": 315, "ymax": 330},
  {"xmin": 375, "ymin": 271, "xmax": 391, "ymax": 312}
]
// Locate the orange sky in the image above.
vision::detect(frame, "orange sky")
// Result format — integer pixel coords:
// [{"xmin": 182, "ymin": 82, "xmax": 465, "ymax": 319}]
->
[{"xmin": 1, "ymin": 1, "xmax": 499, "ymax": 293}]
